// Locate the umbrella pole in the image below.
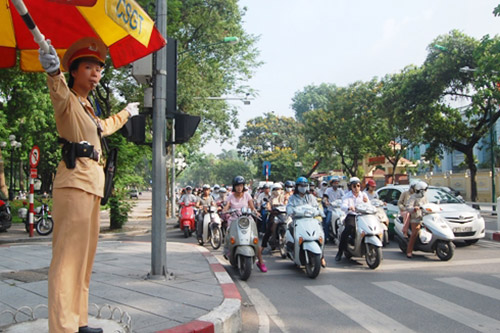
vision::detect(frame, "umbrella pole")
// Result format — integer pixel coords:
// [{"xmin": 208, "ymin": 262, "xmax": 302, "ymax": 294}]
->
[{"xmin": 11, "ymin": 0, "xmax": 49, "ymax": 53}]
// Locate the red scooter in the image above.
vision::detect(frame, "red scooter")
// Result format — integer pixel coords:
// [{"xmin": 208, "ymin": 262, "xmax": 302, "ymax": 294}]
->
[{"xmin": 179, "ymin": 202, "xmax": 197, "ymax": 238}]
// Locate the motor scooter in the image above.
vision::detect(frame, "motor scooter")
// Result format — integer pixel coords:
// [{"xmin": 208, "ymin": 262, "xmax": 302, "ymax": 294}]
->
[
  {"xmin": 267, "ymin": 205, "xmax": 292, "ymax": 258},
  {"xmin": 179, "ymin": 202, "xmax": 196, "ymax": 238},
  {"xmin": 285, "ymin": 204, "xmax": 324, "ymax": 279},
  {"xmin": 394, "ymin": 203, "xmax": 455, "ymax": 261},
  {"xmin": 371, "ymin": 199, "xmax": 390, "ymax": 246},
  {"xmin": 198, "ymin": 205, "xmax": 223, "ymax": 250},
  {"xmin": 328, "ymin": 199, "xmax": 345, "ymax": 243},
  {"xmin": 18, "ymin": 200, "xmax": 54, "ymax": 236},
  {"xmin": 336, "ymin": 202, "xmax": 383, "ymax": 269},
  {"xmin": 224, "ymin": 207, "xmax": 259, "ymax": 281},
  {"xmin": 0, "ymin": 197, "xmax": 12, "ymax": 232}
]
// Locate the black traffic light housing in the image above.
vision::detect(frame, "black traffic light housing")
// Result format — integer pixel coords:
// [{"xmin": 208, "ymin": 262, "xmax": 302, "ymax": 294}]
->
[
  {"xmin": 121, "ymin": 114, "xmax": 146, "ymax": 143},
  {"xmin": 172, "ymin": 113, "xmax": 200, "ymax": 144}
]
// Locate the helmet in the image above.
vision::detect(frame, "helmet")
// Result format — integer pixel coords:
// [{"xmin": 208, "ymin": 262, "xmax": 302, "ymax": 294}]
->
[
  {"xmin": 202, "ymin": 184, "xmax": 211, "ymax": 190},
  {"xmin": 349, "ymin": 177, "xmax": 360, "ymax": 184},
  {"xmin": 213, "ymin": 184, "xmax": 220, "ymax": 191},
  {"xmin": 414, "ymin": 181, "xmax": 428, "ymax": 196},
  {"xmin": 285, "ymin": 180, "xmax": 294, "ymax": 188},
  {"xmin": 232, "ymin": 176, "xmax": 246, "ymax": 192},
  {"xmin": 296, "ymin": 177, "xmax": 308, "ymax": 185},
  {"xmin": 185, "ymin": 186, "xmax": 192, "ymax": 191},
  {"xmin": 262, "ymin": 183, "xmax": 271, "ymax": 189},
  {"xmin": 321, "ymin": 181, "xmax": 327, "ymax": 186},
  {"xmin": 218, "ymin": 187, "xmax": 227, "ymax": 193},
  {"xmin": 366, "ymin": 179, "xmax": 376, "ymax": 187},
  {"xmin": 271, "ymin": 183, "xmax": 282, "ymax": 191}
]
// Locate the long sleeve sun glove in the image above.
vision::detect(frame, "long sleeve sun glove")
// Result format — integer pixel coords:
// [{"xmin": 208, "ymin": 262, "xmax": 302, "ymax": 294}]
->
[{"xmin": 125, "ymin": 102, "xmax": 140, "ymax": 117}]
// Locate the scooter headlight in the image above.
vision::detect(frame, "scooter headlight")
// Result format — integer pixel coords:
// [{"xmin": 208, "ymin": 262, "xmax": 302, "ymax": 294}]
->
[{"xmin": 238, "ymin": 217, "xmax": 250, "ymax": 229}]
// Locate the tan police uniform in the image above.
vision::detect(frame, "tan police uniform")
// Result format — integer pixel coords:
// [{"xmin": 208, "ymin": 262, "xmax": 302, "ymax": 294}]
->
[{"xmin": 46, "ymin": 46, "xmax": 129, "ymax": 332}]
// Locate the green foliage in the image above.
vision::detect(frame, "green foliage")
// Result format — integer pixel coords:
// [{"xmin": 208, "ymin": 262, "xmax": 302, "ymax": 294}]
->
[
  {"xmin": 108, "ymin": 186, "xmax": 132, "ymax": 230},
  {"xmin": 291, "ymin": 83, "xmax": 336, "ymax": 122}
]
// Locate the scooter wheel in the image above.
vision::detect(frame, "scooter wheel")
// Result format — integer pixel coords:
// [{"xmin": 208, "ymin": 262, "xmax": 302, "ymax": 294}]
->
[
  {"xmin": 183, "ymin": 228, "xmax": 190, "ymax": 238},
  {"xmin": 210, "ymin": 227, "xmax": 222, "ymax": 250},
  {"xmin": 396, "ymin": 235, "xmax": 407, "ymax": 253},
  {"xmin": 365, "ymin": 243, "xmax": 382, "ymax": 269},
  {"xmin": 238, "ymin": 255, "xmax": 253, "ymax": 281},
  {"xmin": 436, "ymin": 240, "xmax": 454, "ymax": 261},
  {"xmin": 36, "ymin": 217, "xmax": 53, "ymax": 236},
  {"xmin": 304, "ymin": 250, "xmax": 321, "ymax": 279}
]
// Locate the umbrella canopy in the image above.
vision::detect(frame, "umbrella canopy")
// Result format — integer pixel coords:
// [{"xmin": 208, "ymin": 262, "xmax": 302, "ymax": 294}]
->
[{"xmin": 0, "ymin": 0, "xmax": 166, "ymax": 71}]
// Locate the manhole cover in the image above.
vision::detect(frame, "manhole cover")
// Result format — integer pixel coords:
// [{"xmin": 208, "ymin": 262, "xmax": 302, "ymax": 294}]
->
[{"xmin": 0, "ymin": 267, "xmax": 49, "ymax": 283}]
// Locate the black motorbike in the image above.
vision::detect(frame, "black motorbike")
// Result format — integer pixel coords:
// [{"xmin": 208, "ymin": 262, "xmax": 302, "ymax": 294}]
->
[
  {"xmin": 19, "ymin": 200, "xmax": 54, "ymax": 236},
  {"xmin": 0, "ymin": 194, "xmax": 12, "ymax": 232},
  {"xmin": 268, "ymin": 205, "xmax": 292, "ymax": 259}
]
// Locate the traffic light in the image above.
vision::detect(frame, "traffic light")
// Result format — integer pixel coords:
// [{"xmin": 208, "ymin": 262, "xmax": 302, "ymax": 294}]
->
[
  {"xmin": 173, "ymin": 113, "xmax": 200, "ymax": 144},
  {"xmin": 121, "ymin": 114, "xmax": 146, "ymax": 143}
]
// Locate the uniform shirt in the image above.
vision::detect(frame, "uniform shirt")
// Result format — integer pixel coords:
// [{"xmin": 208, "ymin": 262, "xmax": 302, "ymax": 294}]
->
[
  {"xmin": 48, "ymin": 73, "xmax": 129, "ymax": 198},
  {"xmin": 178, "ymin": 193, "xmax": 198, "ymax": 205},
  {"xmin": 286, "ymin": 193, "xmax": 320, "ymax": 215},
  {"xmin": 341, "ymin": 190, "xmax": 369, "ymax": 215}
]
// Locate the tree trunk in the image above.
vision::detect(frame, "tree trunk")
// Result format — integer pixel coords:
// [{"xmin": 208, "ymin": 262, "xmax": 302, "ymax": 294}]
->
[{"xmin": 465, "ymin": 149, "xmax": 478, "ymax": 202}]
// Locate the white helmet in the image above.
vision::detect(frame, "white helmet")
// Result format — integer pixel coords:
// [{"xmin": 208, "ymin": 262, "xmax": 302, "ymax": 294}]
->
[
  {"xmin": 414, "ymin": 181, "xmax": 428, "ymax": 197},
  {"xmin": 271, "ymin": 183, "xmax": 282, "ymax": 191},
  {"xmin": 349, "ymin": 177, "xmax": 361, "ymax": 185},
  {"xmin": 202, "ymin": 184, "xmax": 211, "ymax": 190}
]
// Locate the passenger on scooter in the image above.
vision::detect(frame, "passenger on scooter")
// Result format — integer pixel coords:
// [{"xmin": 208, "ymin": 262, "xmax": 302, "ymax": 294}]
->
[
  {"xmin": 261, "ymin": 183, "xmax": 286, "ymax": 253},
  {"xmin": 196, "ymin": 184, "xmax": 215, "ymax": 241},
  {"xmin": 324, "ymin": 178, "xmax": 344, "ymax": 242},
  {"xmin": 286, "ymin": 177, "xmax": 327, "ymax": 267},
  {"xmin": 405, "ymin": 181, "xmax": 429, "ymax": 258},
  {"xmin": 364, "ymin": 179, "xmax": 379, "ymax": 200},
  {"xmin": 217, "ymin": 187, "xmax": 228, "ymax": 205},
  {"xmin": 178, "ymin": 186, "xmax": 198, "ymax": 205},
  {"xmin": 211, "ymin": 184, "xmax": 221, "ymax": 201},
  {"xmin": 398, "ymin": 183, "xmax": 415, "ymax": 238},
  {"xmin": 283, "ymin": 180, "xmax": 295, "ymax": 204},
  {"xmin": 256, "ymin": 183, "xmax": 271, "ymax": 232},
  {"xmin": 336, "ymin": 177, "xmax": 369, "ymax": 261},
  {"xmin": 223, "ymin": 176, "xmax": 268, "ymax": 272}
]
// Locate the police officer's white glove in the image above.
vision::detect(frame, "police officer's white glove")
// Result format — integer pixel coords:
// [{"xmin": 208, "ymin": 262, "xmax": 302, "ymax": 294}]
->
[
  {"xmin": 38, "ymin": 40, "xmax": 60, "ymax": 75},
  {"xmin": 125, "ymin": 102, "xmax": 140, "ymax": 117}
]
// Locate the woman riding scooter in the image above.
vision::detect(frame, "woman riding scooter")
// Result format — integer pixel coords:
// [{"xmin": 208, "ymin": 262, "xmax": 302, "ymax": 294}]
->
[
  {"xmin": 197, "ymin": 184, "xmax": 215, "ymax": 242},
  {"xmin": 406, "ymin": 181, "xmax": 429, "ymax": 258},
  {"xmin": 223, "ymin": 176, "xmax": 268, "ymax": 272}
]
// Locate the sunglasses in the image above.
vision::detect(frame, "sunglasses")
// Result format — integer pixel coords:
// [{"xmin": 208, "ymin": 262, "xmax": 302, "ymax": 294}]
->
[{"xmin": 353, "ymin": 184, "xmax": 361, "ymax": 188}]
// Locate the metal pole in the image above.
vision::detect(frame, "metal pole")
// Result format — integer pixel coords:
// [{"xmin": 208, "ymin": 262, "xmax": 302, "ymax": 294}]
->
[
  {"xmin": 171, "ymin": 121, "xmax": 176, "ymax": 218},
  {"xmin": 151, "ymin": 0, "xmax": 167, "ymax": 277},
  {"xmin": 491, "ymin": 107, "xmax": 496, "ymax": 212},
  {"xmin": 9, "ymin": 149, "xmax": 13, "ymax": 201}
]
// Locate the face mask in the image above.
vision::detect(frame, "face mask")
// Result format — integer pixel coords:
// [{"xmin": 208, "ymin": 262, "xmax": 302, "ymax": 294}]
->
[
  {"xmin": 285, "ymin": 187, "xmax": 292, "ymax": 193},
  {"xmin": 298, "ymin": 186, "xmax": 308, "ymax": 194}
]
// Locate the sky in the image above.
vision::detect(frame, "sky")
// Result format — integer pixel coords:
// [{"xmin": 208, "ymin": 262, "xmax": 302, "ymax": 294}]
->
[{"xmin": 203, "ymin": 0, "xmax": 500, "ymax": 155}]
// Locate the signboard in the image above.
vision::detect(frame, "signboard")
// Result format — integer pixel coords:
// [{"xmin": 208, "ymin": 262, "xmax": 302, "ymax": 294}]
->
[
  {"xmin": 262, "ymin": 161, "xmax": 271, "ymax": 176},
  {"xmin": 294, "ymin": 162, "xmax": 302, "ymax": 168},
  {"xmin": 29, "ymin": 146, "xmax": 40, "ymax": 168},
  {"xmin": 30, "ymin": 168, "xmax": 38, "ymax": 179},
  {"xmin": 368, "ymin": 156, "xmax": 385, "ymax": 165}
]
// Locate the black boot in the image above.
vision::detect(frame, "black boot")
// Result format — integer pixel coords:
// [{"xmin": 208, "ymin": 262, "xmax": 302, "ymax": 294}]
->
[
  {"xmin": 78, "ymin": 326, "xmax": 103, "ymax": 333},
  {"xmin": 335, "ymin": 250, "xmax": 343, "ymax": 261}
]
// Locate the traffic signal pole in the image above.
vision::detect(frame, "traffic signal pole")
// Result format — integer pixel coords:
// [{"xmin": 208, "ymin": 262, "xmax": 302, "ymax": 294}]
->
[{"xmin": 151, "ymin": 0, "xmax": 167, "ymax": 278}]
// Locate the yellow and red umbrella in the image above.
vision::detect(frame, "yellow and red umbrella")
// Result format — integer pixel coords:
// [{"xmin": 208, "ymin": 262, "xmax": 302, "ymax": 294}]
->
[{"xmin": 0, "ymin": 0, "xmax": 166, "ymax": 71}]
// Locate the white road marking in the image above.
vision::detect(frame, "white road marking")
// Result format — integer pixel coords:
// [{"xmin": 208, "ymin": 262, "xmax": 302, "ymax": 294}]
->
[
  {"xmin": 374, "ymin": 281, "xmax": 500, "ymax": 332},
  {"xmin": 436, "ymin": 277, "xmax": 500, "ymax": 301},
  {"xmin": 306, "ymin": 285, "xmax": 415, "ymax": 333},
  {"xmin": 239, "ymin": 280, "xmax": 288, "ymax": 333}
]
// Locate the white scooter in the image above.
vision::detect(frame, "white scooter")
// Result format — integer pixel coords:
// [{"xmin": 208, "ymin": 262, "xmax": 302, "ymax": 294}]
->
[
  {"xmin": 371, "ymin": 199, "xmax": 390, "ymax": 246},
  {"xmin": 198, "ymin": 205, "xmax": 223, "ymax": 250},
  {"xmin": 328, "ymin": 199, "xmax": 346, "ymax": 242},
  {"xmin": 336, "ymin": 202, "xmax": 384, "ymax": 269},
  {"xmin": 224, "ymin": 208, "xmax": 260, "ymax": 281},
  {"xmin": 394, "ymin": 203, "xmax": 455, "ymax": 261},
  {"xmin": 285, "ymin": 205, "xmax": 325, "ymax": 279}
]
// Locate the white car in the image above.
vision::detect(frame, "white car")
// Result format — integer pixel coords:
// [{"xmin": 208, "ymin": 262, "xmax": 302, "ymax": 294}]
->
[{"xmin": 377, "ymin": 185, "xmax": 485, "ymax": 244}]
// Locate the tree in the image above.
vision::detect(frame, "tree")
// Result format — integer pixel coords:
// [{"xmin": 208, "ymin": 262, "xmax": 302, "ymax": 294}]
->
[
  {"xmin": 420, "ymin": 30, "xmax": 500, "ymax": 201},
  {"xmin": 291, "ymin": 83, "xmax": 336, "ymax": 122}
]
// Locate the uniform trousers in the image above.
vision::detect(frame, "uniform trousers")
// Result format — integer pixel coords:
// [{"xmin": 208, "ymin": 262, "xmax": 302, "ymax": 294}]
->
[{"xmin": 48, "ymin": 188, "xmax": 101, "ymax": 333}]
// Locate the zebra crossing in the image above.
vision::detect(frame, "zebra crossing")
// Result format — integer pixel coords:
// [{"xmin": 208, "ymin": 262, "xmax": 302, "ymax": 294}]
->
[{"xmin": 304, "ymin": 274, "xmax": 500, "ymax": 333}]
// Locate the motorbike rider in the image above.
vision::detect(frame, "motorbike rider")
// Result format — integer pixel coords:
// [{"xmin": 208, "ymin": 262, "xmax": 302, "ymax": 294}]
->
[
  {"xmin": 223, "ymin": 176, "xmax": 267, "ymax": 272},
  {"xmin": 336, "ymin": 177, "xmax": 369, "ymax": 261},
  {"xmin": 398, "ymin": 183, "xmax": 415, "ymax": 238},
  {"xmin": 364, "ymin": 179, "xmax": 379, "ymax": 200},
  {"xmin": 317, "ymin": 181, "xmax": 328, "ymax": 198},
  {"xmin": 260, "ymin": 183, "xmax": 286, "ymax": 252},
  {"xmin": 178, "ymin": 186, "xmax": 198, "ymax": 205},
  {"xmin": 286, "ymin": 177, "xmax": 327, "ymax": 267},
  {"xmin": 196, "ymin": 184, "xmax": 215, "ymax": 241},
  {"xmin": 283, "ymin": 180, "xmax": 295, "ymax": 204},
  {"xmin": 211, "ymin": 184, "xmax": 221, "ymax": 201},
  {"xmin": 406, "ymin": 181, "xmax": 429, "ymax": 258},
  {"xmin": 256, "ymin": 183, "xmax": 271, "ymax": 232},
  {"xmin": 323, "ymin": 178, "xmax": 344, "ymax": 243}
]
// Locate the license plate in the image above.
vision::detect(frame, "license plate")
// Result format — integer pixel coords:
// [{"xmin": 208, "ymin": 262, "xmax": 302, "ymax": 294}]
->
[{"xmin": 453, "ymin": 227, "xmax": 473, "ymax": 233}]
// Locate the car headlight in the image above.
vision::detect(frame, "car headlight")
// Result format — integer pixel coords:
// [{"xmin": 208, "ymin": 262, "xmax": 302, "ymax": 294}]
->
[{"xmin": 238, "ymin": 217, "xmax": 250, "ymax": 229}]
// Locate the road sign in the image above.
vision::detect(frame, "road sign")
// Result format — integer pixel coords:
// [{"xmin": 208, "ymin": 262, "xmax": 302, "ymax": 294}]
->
[
  {"xmin": 29, "ymin": 146, "xmax": 40, "ymax": 168},
  {"xmin": 294, "ymin": 162, "xmax": 302, "ymax": 168},
  {"xmin": 262, "ymin": 161, "xmax": 271, "ymax": 176},
  {"xmin": 30, "ymin": 168, "xmax": 37, "ymax": 179}
]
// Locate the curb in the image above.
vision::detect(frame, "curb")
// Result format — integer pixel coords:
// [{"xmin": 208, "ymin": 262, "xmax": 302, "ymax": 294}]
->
[
  {"xmin": 157, "ymin": 245, "xmax": 242, "ymax": 333},
  {"xmin": 486, "ymin": 230, "xmax": 500, "ymax": 241}
]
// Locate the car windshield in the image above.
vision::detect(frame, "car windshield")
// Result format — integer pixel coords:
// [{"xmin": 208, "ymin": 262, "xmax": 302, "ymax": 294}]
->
[{"xmin": 426, "ymin": 188, "xmax": 461, "ymax": 204}]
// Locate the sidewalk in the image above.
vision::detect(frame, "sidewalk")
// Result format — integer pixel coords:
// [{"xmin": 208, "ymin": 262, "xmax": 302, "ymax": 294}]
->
[{"xmin": 0, "ymin": 213, "xmax": 242, "ymax": 332}]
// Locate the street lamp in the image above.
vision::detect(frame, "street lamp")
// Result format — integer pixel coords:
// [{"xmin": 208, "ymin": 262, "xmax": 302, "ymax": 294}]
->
[{"xmin": 4, "ymin": 135, "xmax": 22, "ymax": 200}]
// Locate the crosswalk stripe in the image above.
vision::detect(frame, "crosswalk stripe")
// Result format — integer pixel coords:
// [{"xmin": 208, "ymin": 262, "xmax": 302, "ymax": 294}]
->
[
  {"xmin": 436, "ymin": 277, "xmax": 500, "ymax": 301},
  {"xmin": 374, "ymin": 281, "xmax": 500, "ymax": 332},
  {"xmin": 306, "ymin": 285, "xmax": 415, "ymax": 333}
]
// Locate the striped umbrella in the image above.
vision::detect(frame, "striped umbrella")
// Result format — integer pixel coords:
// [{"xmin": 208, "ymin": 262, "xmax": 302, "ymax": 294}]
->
[{"xmin": 0, "ymin": 0, "xmax": 166, "ymax": 71}]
